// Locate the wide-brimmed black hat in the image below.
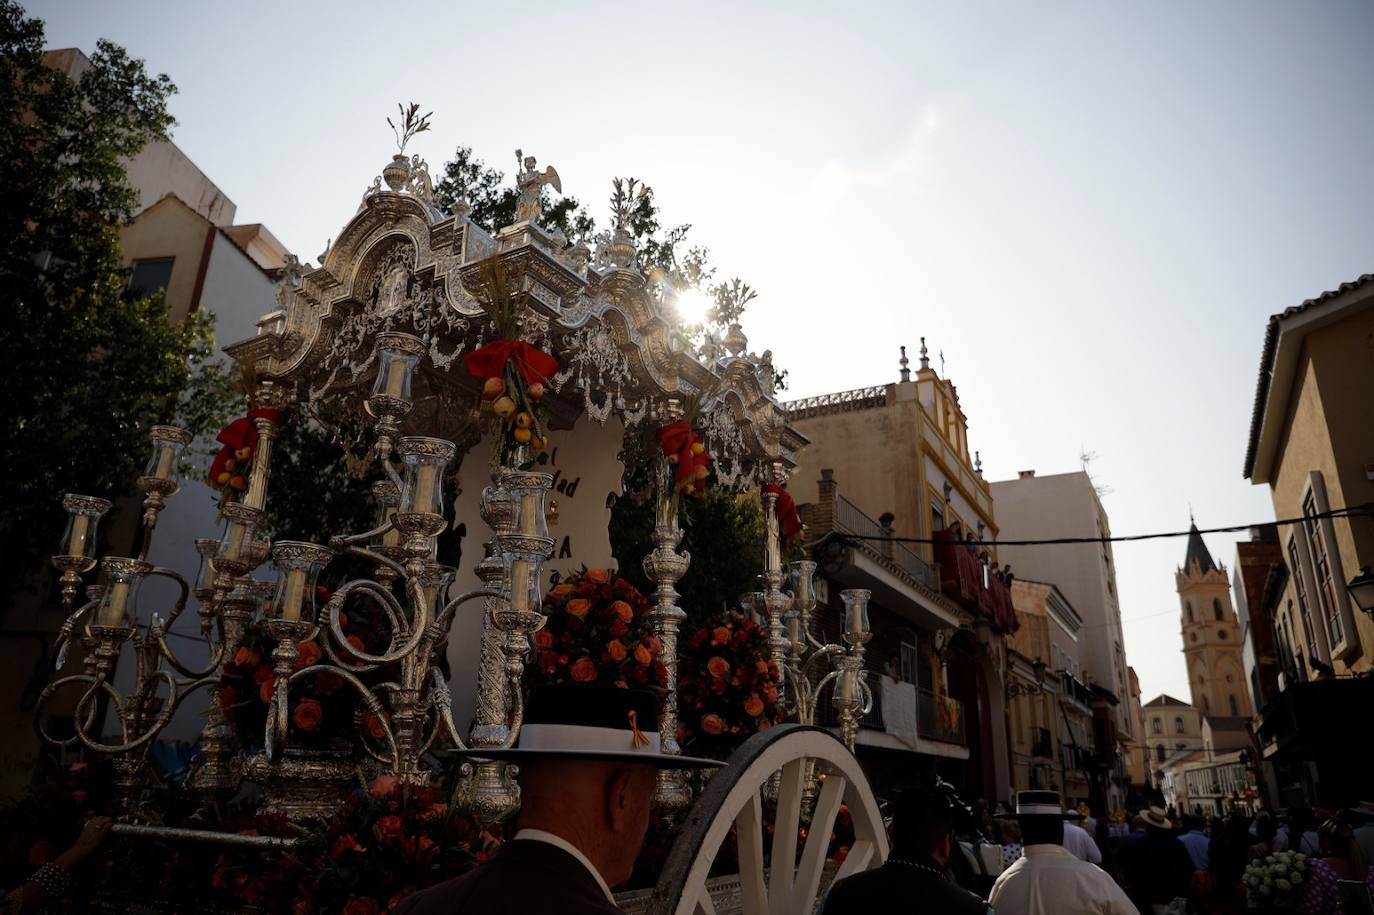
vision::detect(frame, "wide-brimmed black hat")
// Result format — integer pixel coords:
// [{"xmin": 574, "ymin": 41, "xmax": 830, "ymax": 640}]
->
[
  {"xmin": 450, "ymin": 684, "xmax": 723, "ymax": 769},
  {"xmin": 996, "ymin": 790, "xmax": 1081, "ymax": 820}
]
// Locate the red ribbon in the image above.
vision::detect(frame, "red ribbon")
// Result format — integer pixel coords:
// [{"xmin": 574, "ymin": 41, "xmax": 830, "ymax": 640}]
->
[
  {"xmin": 209, "ymin": 408, "xmax": 285, "ymax": 492},
  {"xmin": 464, "ymin": 340, "xmax": 559, "ymax": 386},
  {"xmin": 656, "ymin": 421, "xmax": 710, "ymax": 494},
  {"xmin": 763, "ymin": 484, "xmax": 802, "ymax": 543}
]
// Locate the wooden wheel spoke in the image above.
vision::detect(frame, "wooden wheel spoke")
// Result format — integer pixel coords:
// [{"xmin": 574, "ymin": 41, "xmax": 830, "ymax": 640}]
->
[
  {"xmin": 768, "ymin": 758, "xmax": 806, "ymax": 915},
  {"xmin": 735, "ymin": 792, "xmax": 769, "ymax": 915},
  {"xmin": 651, "ymin": 725, "xmax": 887, "ymax": 915},
  {"xmin": 790, "ymin": 771, "xmax": 846, "ymax": 912}
]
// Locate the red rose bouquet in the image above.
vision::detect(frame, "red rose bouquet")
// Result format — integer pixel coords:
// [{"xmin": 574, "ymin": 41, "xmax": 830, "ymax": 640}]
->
[
  {"xmin": 676, "ymin": 610, "xmax": 787, "ymax": 759},
  {"xmin": 527, "ymin": 567, "xmax": 668, "ymax": 692}
]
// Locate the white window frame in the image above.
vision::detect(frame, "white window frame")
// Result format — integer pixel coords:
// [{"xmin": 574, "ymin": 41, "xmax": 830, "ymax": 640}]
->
[
  {"xmin": 1287, "ymin": 527, "xmax": 1331, "ymax": 665},
  {"xmin": 1301, "ymin": 472, "xmax": 1357, "ymax": 663}
]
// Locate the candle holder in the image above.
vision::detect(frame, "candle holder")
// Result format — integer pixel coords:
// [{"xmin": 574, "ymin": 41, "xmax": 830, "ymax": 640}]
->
[
  {"xmin": 52, "ymin": 494, "xmax": 112, "ymax": 610},
  {"xmin": 366, "ymin": 332, "xmax": 427, "ymax": 460},
  {"xmin": 396, "ymin": 436, "xmax": 455, "ymax": 541},
  {"xmin": 136, "ymin": 426, "xmax": 193, "ymax": 553}
]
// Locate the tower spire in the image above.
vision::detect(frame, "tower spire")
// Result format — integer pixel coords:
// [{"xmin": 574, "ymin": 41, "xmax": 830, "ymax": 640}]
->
[{"xmin": 1183, "ymin": 519, "xmax": 1217, "ymax": 574}]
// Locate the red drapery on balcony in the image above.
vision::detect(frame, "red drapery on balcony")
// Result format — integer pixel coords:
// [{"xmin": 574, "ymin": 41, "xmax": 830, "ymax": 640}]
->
[{"xmin": 933, "ymin": 530, "xmax": 1018, "ymax": 634}]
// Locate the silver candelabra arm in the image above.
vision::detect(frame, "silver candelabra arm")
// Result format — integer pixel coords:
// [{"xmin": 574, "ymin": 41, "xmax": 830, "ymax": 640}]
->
[
  {"xmin": 429, "ymin": 666, "xmax": 472, "ymax": 752},
  {"xmin": 52, "ymin": 595, "xmax": 101, "ymax": 670}
]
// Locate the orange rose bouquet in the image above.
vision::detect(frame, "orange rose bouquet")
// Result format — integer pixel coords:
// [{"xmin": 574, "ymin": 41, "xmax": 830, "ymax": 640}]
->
[
  {"xmin": 527, "ymin": 567, "xmax": 668, "ymax": 692},
  {"xmin": 676, "ymin": 610, "xmax": 787, "ymax": 759},
  {"xmin": 219, "ymin": 586, "xmax": 398, "ymax": 749}
]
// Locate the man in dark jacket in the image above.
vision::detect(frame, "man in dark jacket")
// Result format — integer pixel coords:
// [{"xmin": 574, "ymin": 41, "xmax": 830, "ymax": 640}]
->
[
  {"xmin": 1115, "ymin": 806, "xmax": 1195, "ymax": 913},
  {"xmin": 394, "ymin": 685, "xmax": 720, "ymax": 915},
  {"xmin": 819, "ymin": 786, "xmax": 992, "ymax": 915}
]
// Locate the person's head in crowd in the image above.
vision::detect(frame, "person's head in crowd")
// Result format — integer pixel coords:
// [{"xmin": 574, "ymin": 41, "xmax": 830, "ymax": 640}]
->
[
  {"xmin": 1139, "ymin": 806, "xmax": 1175, "ymax": 837},
  {"xmin": 890, "ymin": 787, "xmax": 959, "ymax": 867},
  {"xmin": 1182, "ymin": 814, "xmax": 1205, "ymax": 834},
  {"xmin": 1319, "ymin": 817, "xmax": 1368, "ymax": 880},
  {"xmin": 1254, "ymin": 813, "xmax": 1278, "ymax": 844},
  {"xmin": 1006, "ymin": 790, "xmax": 1067, "ymax": 848},
  {"xmin": 1001, "ymin": 819, "xmax": 1023, "ymax": 846}
]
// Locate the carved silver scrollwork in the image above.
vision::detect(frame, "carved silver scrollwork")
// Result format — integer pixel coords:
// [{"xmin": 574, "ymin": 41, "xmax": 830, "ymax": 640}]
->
[{"xmin": 552, "ymin": 323, "xmax": 635, "ymax": 425}]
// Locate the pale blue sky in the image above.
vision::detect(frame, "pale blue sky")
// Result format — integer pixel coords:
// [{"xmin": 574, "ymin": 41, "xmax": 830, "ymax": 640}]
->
[{"xmin": 30, "ymin": 0, "xmax": 1374, "ymax": 703}]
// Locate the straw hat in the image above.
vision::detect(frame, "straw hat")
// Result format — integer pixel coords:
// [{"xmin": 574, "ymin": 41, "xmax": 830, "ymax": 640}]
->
[{"xmin": 1139, "ymin": 806, "xmax": 1174, "ymax": 830}]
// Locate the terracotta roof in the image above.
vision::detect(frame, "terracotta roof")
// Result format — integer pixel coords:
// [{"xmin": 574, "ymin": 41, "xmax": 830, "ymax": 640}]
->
[
  {"xmin": 1243, "ymin": 272, "xmax": 1374, "ymax": 479},
  {"xmin": 1144, "ymin": 693, "xmax": 1193, "ymax": 708}
]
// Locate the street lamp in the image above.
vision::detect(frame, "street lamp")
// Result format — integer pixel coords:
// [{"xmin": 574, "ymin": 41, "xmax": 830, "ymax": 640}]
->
[{"xmin": 1347, "ymin": 566, "xmax": 1374, "ymax": 616}]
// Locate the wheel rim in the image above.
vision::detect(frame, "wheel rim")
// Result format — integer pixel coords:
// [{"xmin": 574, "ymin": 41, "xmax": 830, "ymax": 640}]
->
[{"xmin": 651, "ymin": 724, "xmax": 888, "ymax": 915}]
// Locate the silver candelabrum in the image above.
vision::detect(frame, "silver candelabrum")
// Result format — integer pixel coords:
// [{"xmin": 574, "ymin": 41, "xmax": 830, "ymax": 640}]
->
[{"xmin": 758, "ymin": 472, "xmax": 872, "ymax": 753}]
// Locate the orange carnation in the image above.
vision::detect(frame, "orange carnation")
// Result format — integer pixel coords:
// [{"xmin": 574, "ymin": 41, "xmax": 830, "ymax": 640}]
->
[
  {"xmin": 701, "ymin": 713, "xmax": 726, "ymax": 735},
  {"xmin": 744, "ymin": 695, "xmax": 765, "ymax": 717},
  {"xmin": 550, "ymin": 583, "xmax": 574, "ymax": 598},
  {"xmin": 610, "ymin": 600, "xmax": 633, "ymax": 623},
  {"xmin": 634, "ymin": 643, "xmax": 653, "ymax": 665},
  {"xmin": 363, "ymin": 712, "xmax": 386, "ymax": 740},
  {"xmin": 585, "ymin": 568, "xmax": 611, "ymax": 584},
  {"xmin": 292, "ymin": 698, "xmax": 324, "ymax": 731},
  {"xmin": 233, "ymin": 646, "xmax": 261, "ymax": 668},
  {"xmin": 606, "ymin": 640, "xmax": 627, "ymax": 661},
  {"xmin": 707, "ymin": 656, "xmax": 731, "ymax": 678},
  {"xmin": 566, "ymin": 599, "xmax": 591, "ymax": 620},
  {"xmin": 711, "ymin": 627, "xmax": 731, "ymax": 646},
  {"xmin": 570, "ymin": 656, "xmax": 598, "ymax": 682},
  {"xmin": 533, "ymin": 629, "xmax": 555, "ymax": 648}
]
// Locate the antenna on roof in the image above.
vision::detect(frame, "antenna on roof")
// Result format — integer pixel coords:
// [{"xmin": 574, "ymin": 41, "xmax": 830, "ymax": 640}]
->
[{"xmin": 1080, "ymin": 447, "xmax": 1114, "ymax": 498}]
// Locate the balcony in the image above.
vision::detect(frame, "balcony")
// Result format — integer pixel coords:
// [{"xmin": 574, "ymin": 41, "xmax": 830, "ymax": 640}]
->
[
  {"xmin": 801, "ymin": 476, "xmax": 958, "ymax": 631},
  {"xmin": 932, "ymin": 530, "xmax": 1018, "ymax": 633},
  {"xmin": 818, "ymin": 671, "xmax": 967, "ymax": 747},
  {"xmin": 831, "ymin": 492, "xmax": 938, "ymax": 591}
]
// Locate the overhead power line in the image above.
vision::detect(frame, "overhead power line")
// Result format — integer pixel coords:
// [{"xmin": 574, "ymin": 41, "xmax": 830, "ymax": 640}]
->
[{"xmin": 831, "ymin": 502, "xmax": 1374, "ymax": 548}]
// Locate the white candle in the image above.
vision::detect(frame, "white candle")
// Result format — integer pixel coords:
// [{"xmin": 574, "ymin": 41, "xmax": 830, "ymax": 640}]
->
[
  {"xmin": 413, "ymin": 464, "xmax": 437, "ymax": 515},
  {"xmin": 67, "ymin": 514, "xmax": 91, "ymax": 559},
  {"xmin": 154, "ymin": 444, "xmax": 175, "ymax": 480},
  {"xmin": 510, "ymin": 559, "xmax": 531, "ymax": 613},
  {"xmin": 279, "ymin": 569, "xmax": 306, "ymax": 622},
  {"xmin": 99, "ymin": 579, "xmax": 130, "ymax": 627}
]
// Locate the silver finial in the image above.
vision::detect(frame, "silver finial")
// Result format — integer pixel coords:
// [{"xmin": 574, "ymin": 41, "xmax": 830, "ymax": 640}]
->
[
  {"xmin": 919, "ymin": 337, "xmax": 930, "ymax": 370},
  {"xmin": 899, "ymin": 346, "xmax": 911, "ymax": 382},
  {"xmin": 975, "ymin": 451, "xmax": 983, "ymax": 477}
]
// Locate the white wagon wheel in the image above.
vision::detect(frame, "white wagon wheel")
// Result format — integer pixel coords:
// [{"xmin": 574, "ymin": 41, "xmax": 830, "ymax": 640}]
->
[{"xmin": 651, "ymin": 724, "xmax": 888, "ymax": 915}]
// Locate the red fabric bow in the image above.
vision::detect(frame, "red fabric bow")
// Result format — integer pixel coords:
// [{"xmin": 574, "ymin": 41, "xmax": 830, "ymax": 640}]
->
[
  {"xmin": 464, "ymin": 340, "xmax": 559, "ymax": 386},
  {"xmin": 656, "ymin": 421, "xmax": 710, "ymax": 494},
  {"xmin": 763, "ymin": 484, "xmax": 802, "ymax": 544},
  {"xmin": 209, "ymin": 408, "xmax": 285, "ymax": 492}
]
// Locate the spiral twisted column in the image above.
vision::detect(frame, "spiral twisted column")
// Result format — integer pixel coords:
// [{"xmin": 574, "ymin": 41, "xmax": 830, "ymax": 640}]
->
[{"xmin": 645, "ymin": 441, "xmax": 692, "ymax": 813}]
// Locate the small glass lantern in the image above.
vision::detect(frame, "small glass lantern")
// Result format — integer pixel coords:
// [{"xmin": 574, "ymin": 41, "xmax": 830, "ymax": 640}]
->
[
  {"xmin": 738, "ymin": 592, "xmax": 759, "ymax": 625},
  {"xmin": 269, "ymin": 541, "xmax": 333, "ymax": 622},
  {"xmin": 365, "ymin": 332, "xmax": 426, "ymax": 418},
  {"xmin": 789, "ymin": 560, "xmax": 817, "ymax": 615},
  {"xmin": 55, "ymin": 494, "xmax": 112, "ymax": 574},
  {"xmin": 396, "ymin": 437, "xmax": 456, "ymax": 536},
  {"xmin": 784, "ymin": 608, "xmax": 803, "ymax": 652},
  {"xmin": 140, "ymin": 425, "xmax": 193, "ymax": 492},
  {"xmin": 192, "ymin": 538, "xmax": 220, "ymax": 602},
  {"xmin": 215, "ymin": 503, "xmax": 265, "ymax": 578},
  {"xmin": 372, "ymin": 479, "xmax": 402, "ymax": 552},
  {"xmin": 94, "ymin": 557, "xmax": 151, "ymax": 628},
  {"xmin": 499, "ymin": 472, "xmax": 552, "ymax": 614},
  {"xmin": 840, "ymin": 589, "xmax": 871, "ymax": 645}
]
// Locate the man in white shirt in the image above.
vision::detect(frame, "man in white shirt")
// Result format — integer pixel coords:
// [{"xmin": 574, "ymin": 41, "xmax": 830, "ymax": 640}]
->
[{"xmin": 989, "ymin": 790, "xmax": 1139, "ymax": 915}]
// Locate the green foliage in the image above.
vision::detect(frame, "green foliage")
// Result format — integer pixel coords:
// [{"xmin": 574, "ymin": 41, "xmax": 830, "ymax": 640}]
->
[
  {"xmin": 0, "ymin": 4, "xmax": 204, "ymax": 590},
  {"xmin": 609, "ymin": 458, "xmax": 764, "ymax": 623},
  {"xmin": 433, "ymin": 145, "xmax": 594, "ymax": 242},
  {"xmin": 261, "ymin": 417, "xmax": 377, "ymax": 546}
]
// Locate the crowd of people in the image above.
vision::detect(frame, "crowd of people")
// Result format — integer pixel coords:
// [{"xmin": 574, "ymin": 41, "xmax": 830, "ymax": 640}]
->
[{"xmin": 822, "ymin": 789, "xmax": 1374, "ymax": 915}]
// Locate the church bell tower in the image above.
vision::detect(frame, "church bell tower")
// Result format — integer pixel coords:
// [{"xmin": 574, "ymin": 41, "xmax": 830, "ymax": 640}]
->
[{"xmin": 1177, "ymin": 521, "xmax": 1253, "ymax": 719}]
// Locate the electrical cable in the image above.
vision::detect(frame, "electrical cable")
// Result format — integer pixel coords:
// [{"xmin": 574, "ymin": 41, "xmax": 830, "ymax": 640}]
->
[{"xmin": 826, "ymin": 502, "xmax": 1373, "ymax": 548}]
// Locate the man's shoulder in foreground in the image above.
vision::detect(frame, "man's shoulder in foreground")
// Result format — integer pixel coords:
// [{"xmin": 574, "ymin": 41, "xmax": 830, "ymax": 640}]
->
[
  {"xmin": 990, "ymin": 845, "xmax": 1139, "ymax": 915},
  {"xmin": 821, "ymin": 862, "xmax": 991, "ymax": 915},
  {"xmin": 393, "ymin": 839, "xmax": 622, "ymax": 915}
]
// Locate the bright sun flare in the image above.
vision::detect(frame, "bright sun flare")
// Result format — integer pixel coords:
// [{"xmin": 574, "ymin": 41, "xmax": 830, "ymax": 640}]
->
[{"xmin": 673, "ymin": 288, "xmax": 714, "ymax": 326}]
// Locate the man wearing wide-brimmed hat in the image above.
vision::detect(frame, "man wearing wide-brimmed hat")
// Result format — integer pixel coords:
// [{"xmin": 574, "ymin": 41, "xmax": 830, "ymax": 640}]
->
[
  {"xmin": 395, "ymin": 684, "xmax": 721, "ymax": 915},
  {"xmin": 1116, "ymin": 805, "xmax": 1194, "ymax": 914},
  {"xmin": 987, "ymin": 790, "xmax": 1138, "ymax": 915}
]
